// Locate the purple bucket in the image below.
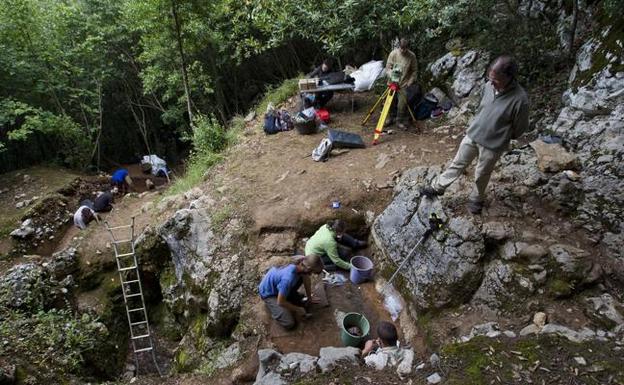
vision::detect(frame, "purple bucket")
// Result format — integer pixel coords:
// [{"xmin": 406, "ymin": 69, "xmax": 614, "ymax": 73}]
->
[{"xmin": 350, "ymin": 256, "xmax": 374, "ymax": 284}]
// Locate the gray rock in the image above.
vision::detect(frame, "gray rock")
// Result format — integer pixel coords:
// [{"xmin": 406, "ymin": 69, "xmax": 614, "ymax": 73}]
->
[
  {"xmin": 549, "ymin": 244, "xmax": 592, "ymax": 278},
  {"xmin": 585, "ymin": 294, "xmax": 624, "ymax": 329},
  {"xmin": 0, "ymin": 263, "xmax": 48, "ymax": 310},
  {"xmin": 574, "ymin": 356, "xmax": 587, "ymax": 366},
  {"xmin": 254, "ymin": 372, "xmax": 285, "ymax": 385},
  {"xmin": 465, "ymin": 322, "xmax": 501, "ymax": 341},
  {"xmin": 427, "ymin": 372, "xmax": 442, "ymax": 384},
  {"xmin": 503, "ymin": 330, "xmax": 517, "ymax": 338},
  {"xmin": 10, "ymin": 219, "xmax": 35, "ymax": 239},
  {"xmin": 429, "ymin": 353, "xmax": 440, "ymax": 366},
  {"xmin": 500, "ymin": 241, "xmax": 530, "ymax": 261},
  {"xmin": 256, "ymin": 349, "xmax": 283, "ymax": 382},
  {"xmin": 281, "ymin": 352, "xmax": 318, "ymax": 373},
  {"xmin": 533, "ymin": 312, "xmax": 547, "ymax": 328},
  {"xmin": 482, "ymin": 221, "xmax": 514, "ymax": 242},
  {"xmin": 317, "ymin": 347, "xmax": 360, "ymax": 372},
  {"xmin": 451, "ymin": 50, "xmax": 490, "ymax": 98},
  {"xmin": 373, "ymin": 167, "xmax": 485, "ymax": 311},
  {"xmin": 215, "ymin": 342, "xmax": 241, "ymax": 369},
  {"xmin": 471, "ymin": 260, "xmax": 533, "ymax": 312},
  {"xmin": 153, "ymin": 205, "xmax": 246, "ymax": 335},
  {"xmin": 430, "ymin": 53, "xmax": 457, "ymax": 79},
  {"xmin": 517, "ymin": 244, "xmax": 548, "ymax": 262},
  {"xmin": 540, "ymin": 324, "xmax": 596, "ymax": 343}
]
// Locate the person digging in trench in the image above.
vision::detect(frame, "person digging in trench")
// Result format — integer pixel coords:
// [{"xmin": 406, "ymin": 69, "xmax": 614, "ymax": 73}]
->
[
  {"xmin": 305, "ymin": 219, "xmax": 367, "ymax": 271},
  {"xmin": 361, "ymin": 321, "xmax": 415, "ymax": 377},
  {"xmin": 420, "ymin": 55, "xmax": 529, "ymax": 214},
  {"xmin": 258, "ymin": 255, "xmax": 324, "ymax": 330}
]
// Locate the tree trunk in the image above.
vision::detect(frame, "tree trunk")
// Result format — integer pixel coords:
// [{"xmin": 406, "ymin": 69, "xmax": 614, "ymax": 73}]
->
[{"xmin": 171, "ymin": 0, "xmax": 194, "ymax": 128}]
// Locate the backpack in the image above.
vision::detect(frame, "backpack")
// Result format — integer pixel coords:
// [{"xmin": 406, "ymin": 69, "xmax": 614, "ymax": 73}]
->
[
  {"xmin": 312, "ymin": 138, "xmax": 333, "ymax": 162},
  {"xmin": 413, "ymin": 93, "xmax": 439, "ymax": 120},
  {"xmin": 263, "ymin": 110, "xmax": 293, "ymax": 134}
]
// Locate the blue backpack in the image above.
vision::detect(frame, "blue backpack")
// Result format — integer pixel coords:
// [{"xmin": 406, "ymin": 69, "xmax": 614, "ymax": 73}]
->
[{"xmin": 413, "ymin": 93, "xmax": 439, "ymax": 120}]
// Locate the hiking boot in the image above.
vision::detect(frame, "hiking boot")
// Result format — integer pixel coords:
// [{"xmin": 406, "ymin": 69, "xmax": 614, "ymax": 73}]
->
[
  {"xmin": 467, "ymin": 200, "xmax": 483, "ymax": 214},
  {"xmin": 419, "ymin": 185, "xmax": 443, "ymax": 199}
]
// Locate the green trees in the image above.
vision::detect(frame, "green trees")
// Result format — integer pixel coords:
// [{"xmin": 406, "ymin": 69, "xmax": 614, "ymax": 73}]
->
[{"xmin": 0, "ymin": 0, "xmax": 614, "ymax": 172}]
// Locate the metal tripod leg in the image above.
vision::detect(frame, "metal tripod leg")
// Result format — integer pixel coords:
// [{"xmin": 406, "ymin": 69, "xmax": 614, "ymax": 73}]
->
[{"xmin": 362, "ymin": 87, "xmax": 390, "ymax": 125}]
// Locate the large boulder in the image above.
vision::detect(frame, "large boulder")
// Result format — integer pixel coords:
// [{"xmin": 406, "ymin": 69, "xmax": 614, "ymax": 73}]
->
[
  {"xmin": 548, "ymin": 26, "xmax": 624, "ymax": 266},
  {"xmin": 471, "ymin": 260, "xmax": 535, "ymax": 313},
  {"xmin": 372, "ymin": 167, "xmax": 485, "ymax": 311},
  {"xmin": 158, "ymin": 203, "xmax": 246, "ymax": 336},
  {"xmin": 451, "ymin": 50, "xmax": 490, "ymax": 98},
  {"xmin": 529, "ymin": 140, "xmax": 580, "ymax": 173}
]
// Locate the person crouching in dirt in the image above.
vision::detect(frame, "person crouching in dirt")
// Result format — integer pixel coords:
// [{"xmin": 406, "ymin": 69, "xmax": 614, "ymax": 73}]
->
[
  {"xmin": 73, "ymin": 202, "xmax": 99, "ymax": 230},
  {"xmin": 362, "ymin": 321, "xmax": 415, "ymax": 377},
  {"xmin": 304, "ymin": 219, "xmax": 367, "ymax": 271},
  {"xmin": 258, "ymin": 255, "xmax": 324, "ymax": 330},
  {"xmin": 110, "ymin": 168, "xmax": 133, "ymax": 195},
  {"xmin": 94, "ymin": 190, "xmax": 114, "ymax": 212}
]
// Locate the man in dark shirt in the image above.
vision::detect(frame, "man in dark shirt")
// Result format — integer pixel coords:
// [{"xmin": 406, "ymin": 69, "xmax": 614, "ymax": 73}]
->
[
  {"xmin": 421, "ymin": 56, "xmax": 529, "ymax": 214},
  {"xmin": 94, "ymin": 191, "xmax": 114, "ymax": 212},
  {"xmin": 307, "ymin": 58, "xmax": 335, "ymax": 108}
]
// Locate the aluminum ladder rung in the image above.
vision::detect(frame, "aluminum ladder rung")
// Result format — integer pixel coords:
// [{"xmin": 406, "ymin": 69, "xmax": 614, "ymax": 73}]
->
[
  {"xmin": 125, "ymin": 293, "xmax": 142, "ymax": 298},
  {"xmin": 123, "ymin": 279, "xmax": 140, "ymax": 285},
  {"xmin": 134, "ymin": 347, "xmax": 153, "ymax": 353},
  {"xmin": 128, "ymin": 307, "xmax": 145, "ymax": 313},
  {"xmin": 119, "ymin": 265, "xmax": 137, "ymax": 271},
  {"xmin": 116, "ymin": 252, "xmax": 135, "ymax": 258},
  {"xmin": 131, "ymin": 320, "xmax": 148, "ymax": 327},
  {"xmin": 108, "ymin": 224, "xmax": 133, "ymax": 230},
  {"xmin": 132, "ymin": 334, "xmax": 151, "ymax": 340}
]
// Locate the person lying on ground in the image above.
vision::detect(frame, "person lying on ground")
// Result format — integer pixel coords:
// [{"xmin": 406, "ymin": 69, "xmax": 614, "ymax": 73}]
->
[
  {"xmin": 110, "ymin": 168, "xmax": 133, "ymax": 194},
  {"xmin": 73, "ymin": 203, "xmax": 99, "ymax": 230},
  {"xmin": 362, "ymin": 321, "xmax": 415, "ymax": 377},
  {"xmin": 304, "ymin": 219, "xmax": 367, "ymax": 271},
  {"xmin": 94, "ymin": 190, "xmax": 114, "ymax": 212},
  {"xmin": 385, "ymin": 38, "xmax": 418, "ymax": 130},
  {"xmin": 258, "ymin": 255, "xmax": 324, "ymax": 330},
  {"xmin": 420, "ymin": 55, "xmax": 529, "ymax": 214}
]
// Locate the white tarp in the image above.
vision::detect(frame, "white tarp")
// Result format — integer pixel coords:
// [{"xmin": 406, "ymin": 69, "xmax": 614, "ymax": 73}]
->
[
  {"xmin": 350, "ymin": 60, "xmax": 385, "ymax": 92},
  {"xmin": 141, "ymin": 154, "xmax": 168, "ymax": 177}
]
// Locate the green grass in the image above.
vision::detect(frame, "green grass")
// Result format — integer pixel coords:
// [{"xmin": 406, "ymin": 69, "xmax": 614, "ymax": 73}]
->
[{"xmin": 254, "ymin": 77, "xmax": 300, "ymax": 117}]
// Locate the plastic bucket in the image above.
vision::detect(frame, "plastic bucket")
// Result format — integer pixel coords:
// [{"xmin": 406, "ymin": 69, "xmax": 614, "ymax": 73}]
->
[
  {"xmin": 340, "ymin": 312, "xmax": 370, "ymax": 347},
  {"xmin": 350, "ymin": 256, "xmax": 374, "ymax": 284}
]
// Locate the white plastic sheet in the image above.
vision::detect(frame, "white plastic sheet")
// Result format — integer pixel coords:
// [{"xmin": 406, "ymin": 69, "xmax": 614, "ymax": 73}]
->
[
  {"xmin": 350, "ymin": 60, "xmax": 385, "ymax": 92},
  {"xmin": 141, "ymin": 154, "xmax": 168, "ymax": 177}
]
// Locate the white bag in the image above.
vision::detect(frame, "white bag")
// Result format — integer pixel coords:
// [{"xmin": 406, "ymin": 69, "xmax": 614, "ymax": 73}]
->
[
  {"xmin": 350, "ymin": 60, "xmax": 384, "ymax": 92},
  {"xmin": 312, "ymin": 138, "xmax": 333, "ymax": 162}
]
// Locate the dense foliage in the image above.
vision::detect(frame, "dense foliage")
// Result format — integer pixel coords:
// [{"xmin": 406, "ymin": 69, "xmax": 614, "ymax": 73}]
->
[{"xmin": 1, "ymin": 0, "xmax": 621, "ymax": 172}]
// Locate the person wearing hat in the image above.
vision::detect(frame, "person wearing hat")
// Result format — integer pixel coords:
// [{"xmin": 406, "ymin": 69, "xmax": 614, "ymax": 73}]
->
[{"xmin": 258, "ymin": 255, "xmax": 324, "ymax": 330}]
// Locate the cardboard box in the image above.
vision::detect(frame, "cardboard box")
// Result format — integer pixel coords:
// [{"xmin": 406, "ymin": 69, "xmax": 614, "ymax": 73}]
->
[{"xmin": 299, "ymin": 78, "xmax": 318, "ymax": 91}]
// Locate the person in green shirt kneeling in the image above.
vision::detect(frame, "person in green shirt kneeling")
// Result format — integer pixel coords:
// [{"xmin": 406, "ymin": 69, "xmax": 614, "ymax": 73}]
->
[{"xmin": 304, "ymin": 219, "xmax": 367, "ymax": 271}]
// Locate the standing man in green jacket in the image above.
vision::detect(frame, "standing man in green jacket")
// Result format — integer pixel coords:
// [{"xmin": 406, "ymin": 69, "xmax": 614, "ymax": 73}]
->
[
  {"xmin": 420, "ymin": 56, "xmax": 530, "ymax": 214},
  {"xmin": 305, "ymin": 220, "xmax": 367, "ymax": 271},
  {"xmin": 385, "ymin": 38, "xmax": 418, "ymax": 129}
]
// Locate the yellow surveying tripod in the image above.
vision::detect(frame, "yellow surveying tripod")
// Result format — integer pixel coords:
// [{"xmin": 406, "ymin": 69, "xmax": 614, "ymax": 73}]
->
[{"xmin": 362, "ymin": 82, "xmax": 417, "ymax": 145}]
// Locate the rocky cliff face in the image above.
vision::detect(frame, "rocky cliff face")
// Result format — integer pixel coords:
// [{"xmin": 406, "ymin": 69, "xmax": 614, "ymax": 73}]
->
[{"xmin": 372, "ymin": 20, "xmax": 623, "ymax": 331}]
